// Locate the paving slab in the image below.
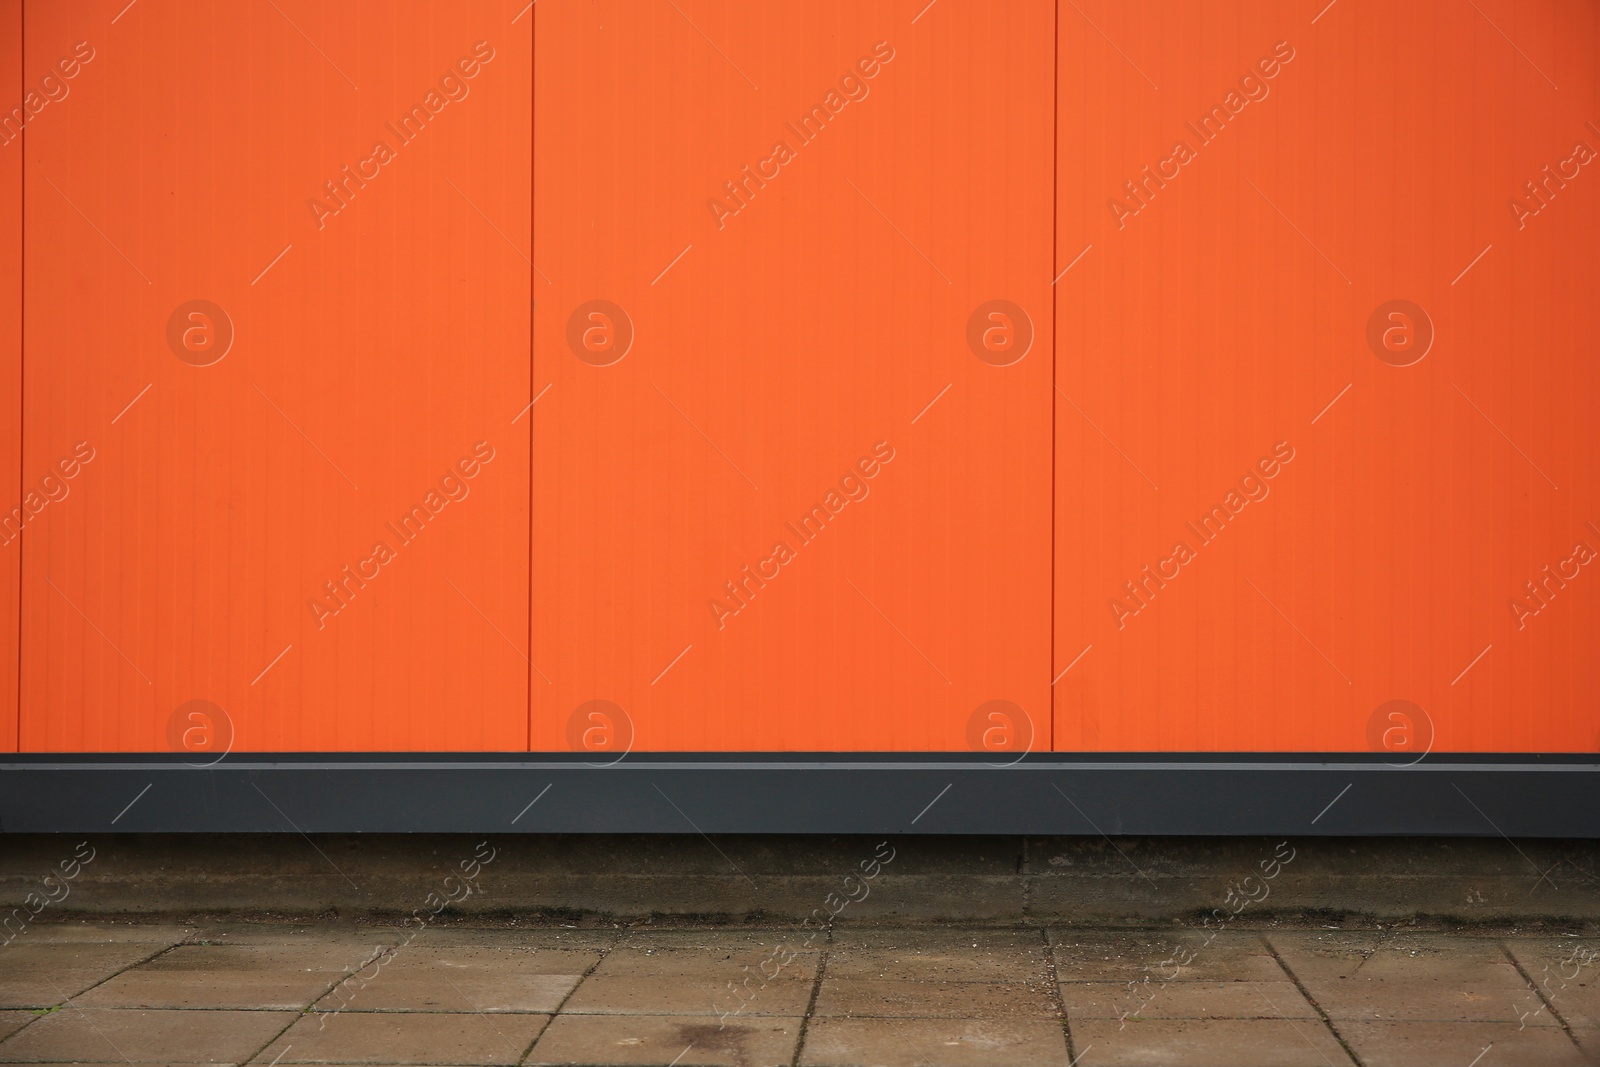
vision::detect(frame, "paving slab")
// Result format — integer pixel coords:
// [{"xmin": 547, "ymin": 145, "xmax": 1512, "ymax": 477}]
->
[
  {"xmin": 825, "ymin": 928, "xmax": 1052, "ymax": 985},
  {"xmin": 1066, "ymin": 1017, "xmax": 1356, "ymax": 1066},
  {"xmin": 307, "ymin": 931, "xmax": 602, "ymax": 1014},
  {"xmin": 1, "ymin": 922, "xmax": 1596, "ymax": 1066},
  {"xmin": 1271, "ymin": 932, "xmax": 1554, "ymax": 1024},
  {"xmin": 0, "ymin": 1013, "xmax": 33, "ymax": 1043},
  {"xmin": 798, "ymin": 1017, "xmax": 1069, "ymax": 1066},
  {"xmin": 527, "ymin": 1014, "xmax": 800, "ymax": 1066},
  {"xmin": 1501, "ymin": 936, "xmax": 1600, "ymax": 1029},
  {"xmin": 0, "ymin": 1005, "xmax": 295, "ymax": 1063},
  {"xmin": 1051, "ymin": 928, "xmax": 1283, "ymax": 984},
  {"xmin": 1576, "ymin": 1025, "xmax": 1600, "ymax": 1059},
  {"xmin": 79, "ymin": 941, "xmax": 378, "ymax": 1010},
  {"xmin": 0, "ymin": 941, "xmax": 180, "ymax": 1008},
  {"xmin": 1061, "ymin": 979, "xmax": 1317, "ymax": 1020},
  {"xmin": 1337, "ymin": 1020, "xmax": 1591, "ymax": 1066},
  {"xmin": 603, "ymin": 929, "xmax": 822, "ymax": 982},
  {"xmin": 564, "ymin": 971, "xmax": 813, "ymax": 1017},
  {"xmin": 259, "ymin": 1011, "xmax": 549, "ymax": 1065},
  {"xmin": 814, "ymin": 977, "xmax": 1057, "ymax": 1020},
  {"xmin": 568, "ymin": 930, "xmax": 818, "ymax": 1020}
]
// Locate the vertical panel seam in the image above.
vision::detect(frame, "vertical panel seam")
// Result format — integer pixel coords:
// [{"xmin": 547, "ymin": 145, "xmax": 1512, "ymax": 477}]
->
[
  {"xmin": 1049, "ymin": 0, "xmax": 1059, "ymax": 754},
  {"xmin": 534, "ymin": 0, "xmax": 540, "ymax": 755},
  {"xmin": 14, "ymin": 0, "xmax": 24, "ymax": 755}
]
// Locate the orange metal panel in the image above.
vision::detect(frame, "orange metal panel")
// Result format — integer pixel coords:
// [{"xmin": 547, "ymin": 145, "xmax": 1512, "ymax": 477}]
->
[
  {"xmin": 1054, "ymin": 0, "xmax": 1600, "ymax": 753},
  {"xmin": 0, "ymin": 0, "xmax": 18, "ymax": 752},
  {"xmin": 532, "ymin": 0, "xmax": 1054, "ymax": 752},
  {"xmin": 14, "ymin": 0, "xmax": 1593, "ymax": 759},
  {"xmin": 20, "ymin": 1, "xmax": 530, "ymax": 752}
]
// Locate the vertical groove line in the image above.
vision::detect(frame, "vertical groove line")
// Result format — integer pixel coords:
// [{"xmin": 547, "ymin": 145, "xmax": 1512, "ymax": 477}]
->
[
  {"xmin": 1264, "ymin": 937, "xmax": 1365, "ymax": 1066},
  {"xmin": 15, "ymin": 0, "xmax": 25, "ymax": 756},
  {"xmin": 526, "ymin": 1, "xmax": 534, "ymax": 754},
  {"xmin": 1502, "ymin": 941, "xmax": 1584, "ymax": 1049},
  {"xmin": 1043, "ymin": 927, "xmax": 1077, "ymax": 1061},
  {"xmin": 789, "ymin": 927, "xmax": 831, "ymax": 1067},
  {"xmin": 1048, "ymin": 0, "xmax": 1059, "ymax": 754},
  {"xmin": 518, "ymin": 936, "xmax": 615, "ymax": 1064}
]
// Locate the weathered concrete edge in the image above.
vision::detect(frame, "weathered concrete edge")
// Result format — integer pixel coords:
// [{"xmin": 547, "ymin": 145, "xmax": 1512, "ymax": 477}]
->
[{"xmin": 1, "ymin": 834, "xmax": 1597, "ymax": 925}]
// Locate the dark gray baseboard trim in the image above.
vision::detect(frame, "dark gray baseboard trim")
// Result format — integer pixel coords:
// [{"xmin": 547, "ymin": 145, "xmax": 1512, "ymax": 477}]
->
[{"xmin": 1, "ymin": 753, "xmax": 1595, "ymax": 836}]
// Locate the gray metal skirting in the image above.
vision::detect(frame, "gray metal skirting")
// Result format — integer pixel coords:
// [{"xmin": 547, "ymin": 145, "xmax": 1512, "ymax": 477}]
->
[{"xmin": 1, "ymin": 754, "xmax": 1595, "ymax": 836}]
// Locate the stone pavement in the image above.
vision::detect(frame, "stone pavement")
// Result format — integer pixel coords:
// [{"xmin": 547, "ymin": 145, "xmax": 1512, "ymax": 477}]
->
[{"xmin": 1, "ymin": 919, "xmax": 1597, "ymax": 1065}]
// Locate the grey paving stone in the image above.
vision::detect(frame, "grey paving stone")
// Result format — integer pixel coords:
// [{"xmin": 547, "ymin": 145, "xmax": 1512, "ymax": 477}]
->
[
  {"xmin": 826, "ymin": 928, "xmax": 1052, "ymax": 984},
  {"xmin": 0, "ymin": 942, "xmax": 178, "ymax": 1008},
  {"xmin": 1272, "ymin": 932, "xmax": 1555, "ymax": 1023},
  {"xmin": 527, "ymin": 1014, "xmax": 800, "ymax": 1065},
  {"xmin": 307, "ymin": 931, "xmax": 601, "ymax": 1014},
  {"xmin": 564, "ymin": 971, "xmax": 813, "ymax": 1017},
  {"xmin": 1575, "ymin": 1024, "xmax": 1600, "ymax": 1060},
  {"xmin": 814, "ymin": 977, "xmax": 1057, "ymax": 1020},
  {"xmin": 1337, "ymin": 1020, "xmax": 1591, "ymax": 1066},
  {"xmin": 798, "ymin": 1017, "xmax": 1069, "ymax": 1066},
  {"xmin": 1500, "ymin": 936, "xmax": 1600, "ymax": 1029},
  {"xmin": 1051, "ymin": 928, "xmax": 1283, "ymax": 983},
  {"xmin": 0, "ymin": 923, "xmax": 1593, "ymax": 1067},
  {"xmin": 0, "ymin": 1012, "xmax": 34, "ymax": 1043},
  {"xmin": 259, "ymin": 1011, "xmax": 549, "ymax": 1065},
  {"xmin": 604, "ymin": 929, "xmax": 823, "ymax": 982},
  {"xmin": 0, "ymin": 1006, "xmax": 294, "ymax": 1063},
  {"xmin": 1061, "ymin": 979, "xmax": 1317, "ymax": 1020},
  {"xmin": 80, "ymin": 941, "xmax": 377, "ymax": 1010},
  {"xmin": 1067, "ymin": 1017, "xmax": 1356, "ymax": 1066},
  {"xmin": 568, "ymin": 930, "xmax": 820, "ymax": 1020}
]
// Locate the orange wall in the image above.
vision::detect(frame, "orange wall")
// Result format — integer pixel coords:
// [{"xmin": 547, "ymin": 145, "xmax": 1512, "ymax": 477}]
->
[
  {"xmin": 531, "ymin": 0, "xmax": 1052, "ymax": 752},
  {"xmin": 1053, "ymin": 0, "xmax": 1600, "ymax": 755},
  {"xmin": 19, "ymin": 0, "xmax": 529, "ymax": 753},
  {"xmin": 1, "ymin": 0, "xmax": 18, "ymax": 753},
  {"xmin": 6, "ymin": 0, "xmax": 1599, "ymax": 755}
]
